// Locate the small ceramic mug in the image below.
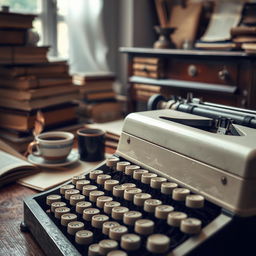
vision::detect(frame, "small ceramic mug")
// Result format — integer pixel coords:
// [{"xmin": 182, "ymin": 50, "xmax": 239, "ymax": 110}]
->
[{"xmin": 28, "ymin": 131, "xmax": 74, "ymax": 162}]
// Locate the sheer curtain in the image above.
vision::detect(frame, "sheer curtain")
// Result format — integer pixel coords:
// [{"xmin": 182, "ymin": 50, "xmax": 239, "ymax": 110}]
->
[{"xmin": 66, "ymin": 0, "xmax": 110, "ymax": 74}]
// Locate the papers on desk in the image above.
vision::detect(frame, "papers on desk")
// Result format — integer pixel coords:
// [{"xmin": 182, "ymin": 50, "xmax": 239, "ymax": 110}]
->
[{"xmin": 200, "ymin": 1, "xmax": 243, "ymax": 42}]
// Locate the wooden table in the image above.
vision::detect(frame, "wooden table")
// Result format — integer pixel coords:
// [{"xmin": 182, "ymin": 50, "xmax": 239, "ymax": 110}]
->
[{"xmin": 0, "ymin": 183, "xmax": 45, "ymax": 255}]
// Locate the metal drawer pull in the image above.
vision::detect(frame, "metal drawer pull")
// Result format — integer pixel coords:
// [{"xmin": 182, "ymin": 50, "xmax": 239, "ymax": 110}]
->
[
  {"xmin": 188, "ymin": 65, "xmax": 197, "ymax": 77},
  {"xmin": 218, "ymin": 67, "xmax": 229, "ymax": 81}
]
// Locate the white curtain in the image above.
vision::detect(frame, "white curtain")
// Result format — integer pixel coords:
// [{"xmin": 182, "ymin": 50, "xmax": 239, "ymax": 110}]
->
[{"xmin": 66, "ymin": 0, "xmax": 110, "ymax": 74}]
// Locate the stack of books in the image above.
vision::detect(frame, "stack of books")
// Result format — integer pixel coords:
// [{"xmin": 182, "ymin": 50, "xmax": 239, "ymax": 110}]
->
[
  {"xmin": 73, "ymin": 73, "xmax": 123, "ymax": 123},
  {"xmin": 0, "ymin": 10, "xmax": 79, "ymax": 153},
  {"xmin": 231, "ymin": 4, "xmax": 256, "ymax": 54}
]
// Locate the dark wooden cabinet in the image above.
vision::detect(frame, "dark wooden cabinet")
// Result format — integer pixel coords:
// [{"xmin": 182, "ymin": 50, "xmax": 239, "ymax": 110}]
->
[{"xmin": 120, "ymin": 47, "xmax": 256, "ymax": 112}]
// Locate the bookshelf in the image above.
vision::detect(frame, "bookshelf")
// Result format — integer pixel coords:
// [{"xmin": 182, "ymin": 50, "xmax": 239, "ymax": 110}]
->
[{"xmin": 120, "ymin": 47, "xmax": 256, "ymax": 112}]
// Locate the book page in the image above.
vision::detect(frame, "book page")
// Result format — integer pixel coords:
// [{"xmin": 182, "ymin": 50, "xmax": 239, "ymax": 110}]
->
[
  {"xmin": 0, "ymin": 150, "xmax": 35, "ymax": 176},
  {"xmin": 200, "ymin": 1, "xmax": 243, "ymax": 42}
]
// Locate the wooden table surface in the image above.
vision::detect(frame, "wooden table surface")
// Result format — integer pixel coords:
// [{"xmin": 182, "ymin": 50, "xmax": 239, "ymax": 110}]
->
[{"xmin": 0, "ymin": 183, "xmax": 45, "ymax": 256}]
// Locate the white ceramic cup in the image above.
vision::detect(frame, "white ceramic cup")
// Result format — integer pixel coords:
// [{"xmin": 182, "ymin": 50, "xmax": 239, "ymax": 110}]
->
[{"xmin": 28, "ymin": 131, "xmax": 74, "ymax": 162}]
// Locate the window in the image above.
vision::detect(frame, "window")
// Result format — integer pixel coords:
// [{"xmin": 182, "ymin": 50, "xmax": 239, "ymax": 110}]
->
[{"xmin": 0, "ymin": 0, "xmax": 69, "ymax": 58}]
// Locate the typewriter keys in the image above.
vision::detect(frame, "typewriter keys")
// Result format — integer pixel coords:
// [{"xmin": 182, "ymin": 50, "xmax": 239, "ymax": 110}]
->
[
  {"xmin": 50, "ymin": 201, "xmax": 66, "ymax": 212},
  {"xmin": 109, "ymin": 225, "xmax": 128, "ymax": 240},
  {"xmin": 99, "ymin": 239, "xmax": 118, "ymax": 255},
  {"xmin": 146, "ymin": 234, "xmax": 170, "ymax": 254},
  {"xmin": 107, "ymin": 250, "xmax": 127, "ymax": 256},
  {"xmin": 102, "ymin": 221, "xmax": 120, "ymax": 236},
  {"xmin": 46, "ymin": 194, "xmax": 61, "ymax": 205},
  {"xmin": 67, "ymin": 221, "xmax": 84, "ymax": 235},
  {"xmin": 121, "ymin": 233, "xmax": 141, "ymax": 251},
  {"xmin": 167, "ymin": 211, "xmax": 188, "ymax": 227},
  {"xmin": 61, "ymin": 213, "xmax": 77, "ymax": 226},
  {"xmin": 75, "ymin": 230, "xmax": 93, "ymax": 245}
]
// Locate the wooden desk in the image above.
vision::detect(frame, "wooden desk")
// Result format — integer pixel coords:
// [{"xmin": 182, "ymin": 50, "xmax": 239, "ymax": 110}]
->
[{"xmin": 0, "ymin": 183, "xmax": 45, "ymax": 255}]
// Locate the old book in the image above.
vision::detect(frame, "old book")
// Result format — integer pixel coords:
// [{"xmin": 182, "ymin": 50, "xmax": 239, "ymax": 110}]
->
[
  {"xmin": 0, "ymin": 92, "xmax": 79, "ymax": 111},
  {"xmin": 233, "ymin": 36, "xmax": 256, "ymax": 43},
  {"xmin": 84, "ymin": 91, "xmax": 116, "ymax": 101},
  {"xmin": 77, "ymin": 101, "xmax": 122, "ymax": 123},
  {"xmin": 231, "ymin": 26, "xmax": 256, "ymax": 37},
  {"xmin": 0, "ymin": 11, "xmax": 35, "ymax": 29},
  {"xmin": 0, "ymin": 29, "xmax": 27, "ymax": 45},
  {"xmin": 73, "ymin": 72, "xmax": 115, "ymax": 85},
  {"xmin": 78, "ymin": 80, "xmax": 114, "ymax": 94},
  {"xmin": 0, "ymin": 46, "xmax": 49, "ymax": 64},
  {"xmin": 0, "ymin": 103, "xmax": 78, "ymax": 131},
  {"xmin": 0, "ymin": 85, "xmax": 78, "ymax": 100},
  {"xmin": 0, "ymin": 144, "xmax": 38, "ymax": 188},
  {"xmin": 0, "ymin": 76, "xmax": 72, "ymax": 89},
  {"xmin": 0, "ymin": 61, "xmax": 69, "ymax": 78}
]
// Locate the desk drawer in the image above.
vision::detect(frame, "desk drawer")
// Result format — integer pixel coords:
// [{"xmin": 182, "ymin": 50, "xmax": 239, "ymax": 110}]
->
[
  {"xmin": 167, "ymin": 58, "xmax": 238, "ymax": 86},
  {"xmin": 132, "ymin": 57, "xmax": 164, "ymax": 78}
]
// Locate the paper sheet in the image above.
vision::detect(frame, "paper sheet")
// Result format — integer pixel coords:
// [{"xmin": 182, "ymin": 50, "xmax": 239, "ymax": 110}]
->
[{"xmin": 200, "ymin": 1, "xmax": 243, "ymax": 42}]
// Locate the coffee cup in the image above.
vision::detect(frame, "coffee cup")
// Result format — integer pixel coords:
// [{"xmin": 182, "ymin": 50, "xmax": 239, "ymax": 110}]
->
[
  {"xmin": 77, "ymin": 128, "xmax": 105, "ymax": 162},
  {"xmin": 28, "ymin": 131, "xmax": 74, "ymax": 162}
]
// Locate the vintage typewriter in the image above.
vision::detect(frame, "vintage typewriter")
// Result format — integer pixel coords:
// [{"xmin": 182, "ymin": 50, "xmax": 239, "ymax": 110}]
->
[{"xmin": 22, "ymin": 96, "xmax": 256, "ymax": 256}]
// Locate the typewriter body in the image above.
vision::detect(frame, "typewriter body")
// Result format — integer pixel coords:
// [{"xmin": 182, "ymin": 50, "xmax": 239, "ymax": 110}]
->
[{"xmin": 23, "ymin": 103, "xmax": 256, "ymax": 256}]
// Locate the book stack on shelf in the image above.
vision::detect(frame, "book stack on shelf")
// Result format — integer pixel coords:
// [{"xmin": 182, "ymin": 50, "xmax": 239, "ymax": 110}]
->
[
  {"xmin": 232, "ymin": 4, "xmax": 256, "ymax": 54},
  {"xmin": 73, "ymin": 73, "xmax": 123, "ymax": 123},
  {"xmin": 0, "ymin": 9, "xmax": 79, "ymax": 153}
]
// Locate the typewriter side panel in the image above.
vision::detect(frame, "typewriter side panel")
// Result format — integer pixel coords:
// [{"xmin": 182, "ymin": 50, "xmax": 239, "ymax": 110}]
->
[{"xmin": 117, "ymin": 132, "xmax": 256, "ymax": 216}]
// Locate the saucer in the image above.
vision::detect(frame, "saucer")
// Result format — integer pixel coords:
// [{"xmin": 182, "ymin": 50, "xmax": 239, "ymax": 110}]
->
[{"xmin": 28, "ymin": 150, "xmax": 79, "ymax": 167}]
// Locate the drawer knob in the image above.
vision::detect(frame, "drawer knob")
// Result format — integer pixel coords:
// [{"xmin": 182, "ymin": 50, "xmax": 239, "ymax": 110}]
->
[
  {"xmin": 188, "ymin": 65, "xmax": 197, "ymax": 77},
  {"xmin": 218, "ymin": 68, "xmax": 229, "ymax": 81}
]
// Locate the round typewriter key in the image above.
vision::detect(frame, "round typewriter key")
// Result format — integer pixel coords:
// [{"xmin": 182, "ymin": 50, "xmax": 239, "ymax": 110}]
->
[
  {"xmin": 61, "ymin": 213, "xmax": 77, "ymax": 226},
  {"xmin": 104, "ymin": 179, "xmax": 119, "ymax": 191},
  {"xmin": 133, "ymin": 169, "xmax": 148, "ymax": 180},
  {"xmin": 141, "ymin": 173, "xmax": 157, "ymax": 184},
  {"xmin": 76, "ymin": 201, "xmax": 92, "ymax": 214},
  {"xmin": 96, "ymin": 196, "xmax": 113, "ymax": 208},
  {"xmin": 76, "ymin": 179, "xmax": 91, "ymax": 190},
  {"xmin": 89, "ymin": 190, "xmax": 105, "ymax": 202},
  {"xmin": 65, "ymin": 189, "xmax": 80, "ymax": 200},
  {"xmin": 107, "ymin": 250, "xmax": 127, "ymax": 256},
  {"xmin": 75, "ymin": 229, "xmax": 93, "ymax": 245},
  {"xmin": 125, "ymin": 165, "xmax": 140, "ymax": 176},
  {"xmin": 83, "ymin": 208, "xmax": 101, "ymax": 221},
  {"xmin": 167, "ymin": 211, "xmax": 188, "ymax": 227},
  {"xmin": 51, "ymin": 201, "xmax": 66, "ymax": 212},
  {"xmin": 102, "ymin": 221, "xmax": 120, "ymax": 235},
  {"xmin": 185, "ymin": 194, "xmax": 205, "ymax": 208},
  {"xmin": 67, "ymin": 221, "xmax": 84, "ymax": 235},
  {"xmin": 116, "ymin": 161, "xmax": 130, "ymax": 172},
  {"xmin": 83, "ymin": 185, "xmax": 98, "ymax": 196},
  {"xmin": 155, "ymin": 205, "xmax": 174, "ymax": 219},
  {"xmin": 70, "ymin": 194, "xmax": 85, "ymax": 206},
  {"xmin": 172, "ymin": 188, "xmax": 190, "ymax": 201},
  {"xmin": 150, "ymin": 177, "xmax": 167, "ymax": 189},
  {"xmin": 54, "ymin": 207, "xmax": 70, "ymax": 219},
  {"xmin": 135, "ymin": 219, "xmax": 154, "ymax": 235},
  {"xmin": 124, "ymin": 188, "xmax": 142, "ymax": 201},
  {"xmin": 104, "ymin": 201, "xmax": 121, "ymax": 215},
  {"xmin": 144, "ymin": 199, "xmax": 162, "ymax": 213},
  {"xmin": 89, "ymin": 169, "xmax": 104, "ymax": 180},
  {"xmin": 121, "ymin": 233, "xmax": 141, "ymax": 251},
  {"xmin": 112, "ymin": 185, "xmax": 125, "ymax": 197},
  {"xmin": 99, "ymin": 239, "xmax": 118, "ymax": 255},
  {"xmin": 88, "ymin": 243, "xmax": 100, "ymax": 256},
  {"xmin": 106, "ymin": 156, "xmax": 120, "ymax": 168},
  {"xmin": 180, "ymin": 218, "xmax": 202, "ymax": 234},
  {"xmin": 123, "ymin": 211, "xmax": 142, "ymax": 226},
  {"xmin": 134, "ymin": 193, "xmax": 152, "ymax": 206},
  {"xmin": 60, "ymin": 184, "xmax": 75, "ymax": 195},
  {"xmin": 161, "ymin": 182, "xmax": 178, "ymax": 195},
  {"xmin": 109, "ymin": 225, "xmax": 128, "ymax": 240},
  {"xmin": 112, "ymin": 206, "xmax": 129, "ymax": 220},
  {"xmin": 121, "ymin": 183, "xmax": 136, "ymax": 189},
  {"xmin": 92, "ymin": 214, "xmax": 110, "ymax": 229},
  {"xmin": 46, "ymin": 194, "xmax": 61, "ymax": 206},
  {"xmin": 72, "ymin": 175, "xmax": 86, "ymax": 185},
  {"xmin": 146, "ymin": 234, "xmax": 170, "ymax": 254},
  {"xmin": 97, "ymin": 174, "xmax": 111, "ymax": 185}
]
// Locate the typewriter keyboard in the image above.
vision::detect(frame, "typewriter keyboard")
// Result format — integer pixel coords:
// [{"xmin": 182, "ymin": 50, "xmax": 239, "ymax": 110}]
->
[{"xmin": 37, "ymin": 156, "xmax": 221, "ymax": 256}]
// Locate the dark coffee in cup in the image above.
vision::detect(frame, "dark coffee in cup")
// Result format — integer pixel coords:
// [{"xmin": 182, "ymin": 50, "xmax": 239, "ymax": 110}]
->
[{"xmin": 77, "ymin": 128, "xmax": 105, "ymax": 162}]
